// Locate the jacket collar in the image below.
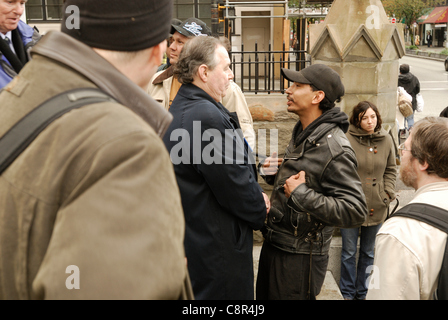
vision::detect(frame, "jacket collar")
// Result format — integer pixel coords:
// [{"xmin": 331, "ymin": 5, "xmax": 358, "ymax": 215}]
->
[
  {"xmin": 152, "ymin": 65, "xmax": 174, "ymax": 85},
  {"xmin": 30, "ymin": 31, "xmax": 172, "ymax": 138},
  {"xmin": 291, "ymin": 107, "xmax": 347, "ymax": 148},
  {"xmin": 177, "ymin": 83, "xmax": 230, "ymax": 115},
  {"xmin": 348, "ymin": 124, "xmax": 388, "ymax": 144}
]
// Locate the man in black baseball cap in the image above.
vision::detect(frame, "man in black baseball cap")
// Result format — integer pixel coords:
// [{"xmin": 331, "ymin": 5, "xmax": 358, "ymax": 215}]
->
[
  {"xmin": 147, "ymin": 17, "xmax": 212, "ymax": 110},
  {"xmin": 147, "ymin": 17, "xmax": 255, "ymax": 148},
  {"xmin": 281, "ymin": 64, "xmax": 345, "ymax": 105},
  {"xmin": 256, "ymin": 64, "xmax": 367, "ymax": 300}
]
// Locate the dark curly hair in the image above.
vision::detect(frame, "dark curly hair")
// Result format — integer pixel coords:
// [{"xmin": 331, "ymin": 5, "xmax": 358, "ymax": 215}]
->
[{"xmin": 349, "ymin": 101, "xmax": 382, "ymax": 132}]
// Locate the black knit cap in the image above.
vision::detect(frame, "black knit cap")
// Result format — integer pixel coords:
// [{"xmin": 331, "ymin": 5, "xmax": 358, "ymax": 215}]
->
[{"xmin": 61, "ymin": 0, "xmax": 173, "ymax": 52}]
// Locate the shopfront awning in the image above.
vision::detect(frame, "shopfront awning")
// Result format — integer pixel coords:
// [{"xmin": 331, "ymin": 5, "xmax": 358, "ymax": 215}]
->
[
  {"xmin": 422, "ymin": 6, "xmax": 448, "ymax": 24},
  {"xmin": 418, "ymin": 7, "xmax": 433, "ymax": 23}
]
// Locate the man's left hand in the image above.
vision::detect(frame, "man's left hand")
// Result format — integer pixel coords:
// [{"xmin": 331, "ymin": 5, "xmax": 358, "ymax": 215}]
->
[{"xmin": 284, "ymin": 171, "xmax": 306, "ymax": 198}]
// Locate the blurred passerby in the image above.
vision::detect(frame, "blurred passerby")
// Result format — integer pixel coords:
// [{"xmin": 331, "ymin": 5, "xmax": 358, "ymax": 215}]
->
[{"xmin": 398, "ymin": 64, "xmax": 420, "ymax": 137}]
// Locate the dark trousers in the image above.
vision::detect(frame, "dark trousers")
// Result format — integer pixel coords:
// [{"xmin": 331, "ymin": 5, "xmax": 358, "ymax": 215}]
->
[{"xmin": 256, "ymin": 241, "xmax": 328, "ymax": 300}]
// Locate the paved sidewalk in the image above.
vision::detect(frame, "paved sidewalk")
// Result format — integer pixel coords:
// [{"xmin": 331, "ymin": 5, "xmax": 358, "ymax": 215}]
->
[
  {"xmin": 405, "ymin": 45, "xmax": 448, "ymax": 61},
  {"xmin": 414, "ymin": 45, "xmax": 447, "ymax": 53}
]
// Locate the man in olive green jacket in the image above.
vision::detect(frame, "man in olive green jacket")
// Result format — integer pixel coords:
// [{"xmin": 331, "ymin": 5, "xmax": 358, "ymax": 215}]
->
[{"xmin": 0, "ymin": 0, "xmax": 189, "ymax": 299}]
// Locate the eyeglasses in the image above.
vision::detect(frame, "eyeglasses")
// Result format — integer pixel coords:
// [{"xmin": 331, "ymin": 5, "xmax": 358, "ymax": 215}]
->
[{"xmin": 398, "ymin": 143, "xmax": 411, "ymax": 155}]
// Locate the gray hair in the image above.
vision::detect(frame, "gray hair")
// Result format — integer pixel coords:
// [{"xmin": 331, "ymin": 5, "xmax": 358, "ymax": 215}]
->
[{"xmin": 174, "ymin": 36, "xmax": 224, "ymax": 84}]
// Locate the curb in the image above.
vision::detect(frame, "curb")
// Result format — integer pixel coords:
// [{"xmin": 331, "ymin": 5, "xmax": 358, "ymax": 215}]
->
[
  {"xmin": 405, "ymin": 53, "xmax": 445, "ymax": 62},
  {"xmin": 405, "ymin": 49, "xmax": 446, "ymax": 62}
]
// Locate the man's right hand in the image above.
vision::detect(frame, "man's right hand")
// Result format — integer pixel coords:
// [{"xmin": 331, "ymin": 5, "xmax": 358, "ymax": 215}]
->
[{"xmin": 262, "ymin": 151, "xmax": 283, "ymax": 175}]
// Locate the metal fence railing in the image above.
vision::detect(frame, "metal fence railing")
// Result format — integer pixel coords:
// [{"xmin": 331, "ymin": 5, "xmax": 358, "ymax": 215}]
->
[{"xmin": 230, "ymin": 42, "xmax": 311, "ymax": 94}]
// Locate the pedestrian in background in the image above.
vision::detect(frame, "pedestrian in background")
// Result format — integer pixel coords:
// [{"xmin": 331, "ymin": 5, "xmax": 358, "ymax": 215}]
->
[
  {"xmin": 256, "ymin": 64, "xmax": 367, "ymax": 300},
  {"xmin": 367, "ymin": 117, "xmax": 448, "ymax": 300},
  {"xmin": 340, "ymin": 101, "xmax": 397, "ymax": 300},
  {"xmin": 164, "ymin": 36, "xmax": 269, "ymax": 300},
  {"xmin": 157, "ymin": 18, "xmax": 182, "ymax": 72},
  {"xmin": 426, "ymin": 31, "xmax": 433, "ymax": 47},
  {"xmin": 398, "ymin": 64, "xmax": 420, "ymax": 138},
  {"xmin": 0, "ymin": 0, "xmax": 190, "ymax": 299},
  {"xmin": 0, "ymin": 0, "xmax": 41, "ymax": 89}
]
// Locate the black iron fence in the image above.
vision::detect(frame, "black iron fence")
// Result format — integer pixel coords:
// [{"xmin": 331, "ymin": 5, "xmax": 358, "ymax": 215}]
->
[{"xmin": 230, "ymin": 42, "xmax": 310, "ymax": 94}]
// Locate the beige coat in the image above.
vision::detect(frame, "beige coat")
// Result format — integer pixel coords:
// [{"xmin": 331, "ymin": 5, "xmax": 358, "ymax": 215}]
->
[
  {"xmin": 0, "ymin": 32, "xmax": 189, "ymax": 299},
  {"xmin": 367, "ymin": 182, "xmax": 448, "ymax": 300},
  {"xmin": 346, "ymin": 125, "xmax": 397, "ymax": 226},
  {"xmin": 147, "ymin": 68, "xmax": 256, "ymax": 150}
]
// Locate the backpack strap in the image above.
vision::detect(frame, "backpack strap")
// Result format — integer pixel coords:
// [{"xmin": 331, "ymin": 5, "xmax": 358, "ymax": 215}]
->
[
  {"xmin": 0, "ymin": 88, "xmax": 116, "ymax": 175},
  {"xmin": 392, "ymin": 203, "xmax": 448, "ymax": 233},
  {"xmin": 391, "ymin": 203, "xmax": 448, "ymax": 300},
  {"xmin": 436, "ymin": 241, "xmax": 448, "ymax": 300}
]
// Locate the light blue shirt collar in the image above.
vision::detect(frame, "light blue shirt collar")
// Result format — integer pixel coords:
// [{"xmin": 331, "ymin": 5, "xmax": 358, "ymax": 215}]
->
[
  {"xmin": 1, "ymin": 31, "xmax": 16, "ymax": 54},
  {"xmin": 0, "ymin": 31, "xmax": 12, "ymax": 40}
]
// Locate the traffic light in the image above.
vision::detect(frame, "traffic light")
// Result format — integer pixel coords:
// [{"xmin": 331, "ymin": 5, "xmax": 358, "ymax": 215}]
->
[{"xmin": 218, "ymin": 4, "xmax": 226, "ymax": 23}]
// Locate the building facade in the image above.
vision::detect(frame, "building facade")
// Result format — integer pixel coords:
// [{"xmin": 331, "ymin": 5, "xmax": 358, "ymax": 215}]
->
[
  {"xmin": 24, "ymin": 0, "xmax": 216, "ymax": 34},
  {"xmin": 24, "ymin": 1, "xmax": 286, "ymax": 46}
]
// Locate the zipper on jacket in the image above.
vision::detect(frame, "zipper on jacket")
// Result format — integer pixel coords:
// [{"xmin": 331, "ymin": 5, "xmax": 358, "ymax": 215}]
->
[{"xmin": 290, "ymin": 209, "xmax": 300, "ymax": 237}]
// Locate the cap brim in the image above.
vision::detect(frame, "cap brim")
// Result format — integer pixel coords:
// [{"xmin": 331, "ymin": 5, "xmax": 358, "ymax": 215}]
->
[
  {"xmin": 281, "ymin": 68, "xmax": 312, "ymax": 85},
  {"xmin": 172, "ymin": 25, "xmax": 194, "ymax": 38}
]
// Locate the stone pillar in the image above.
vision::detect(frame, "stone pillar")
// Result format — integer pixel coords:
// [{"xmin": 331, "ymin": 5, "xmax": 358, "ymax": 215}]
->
[{"xmin": 309, "ymin": 0, "xmax": 405, "ymax": 143}]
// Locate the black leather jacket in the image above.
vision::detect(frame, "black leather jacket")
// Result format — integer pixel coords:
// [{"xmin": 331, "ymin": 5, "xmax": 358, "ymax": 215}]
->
[{"xmin": 261, "ymin": 108, "xmax": 367, "ymax": 255}]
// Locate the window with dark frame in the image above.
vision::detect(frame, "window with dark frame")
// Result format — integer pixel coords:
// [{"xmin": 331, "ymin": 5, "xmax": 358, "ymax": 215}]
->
[
  {"xmin": 26, "ymin": 0, "xmax": 64, "ymax": 22},
  {"xmin": 173, "ymin": 0, "xmax": 212, "ymax": 28},
  {"xmin": 25, "ymin": 1, "xmax": 213, "ymax": 26}
]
